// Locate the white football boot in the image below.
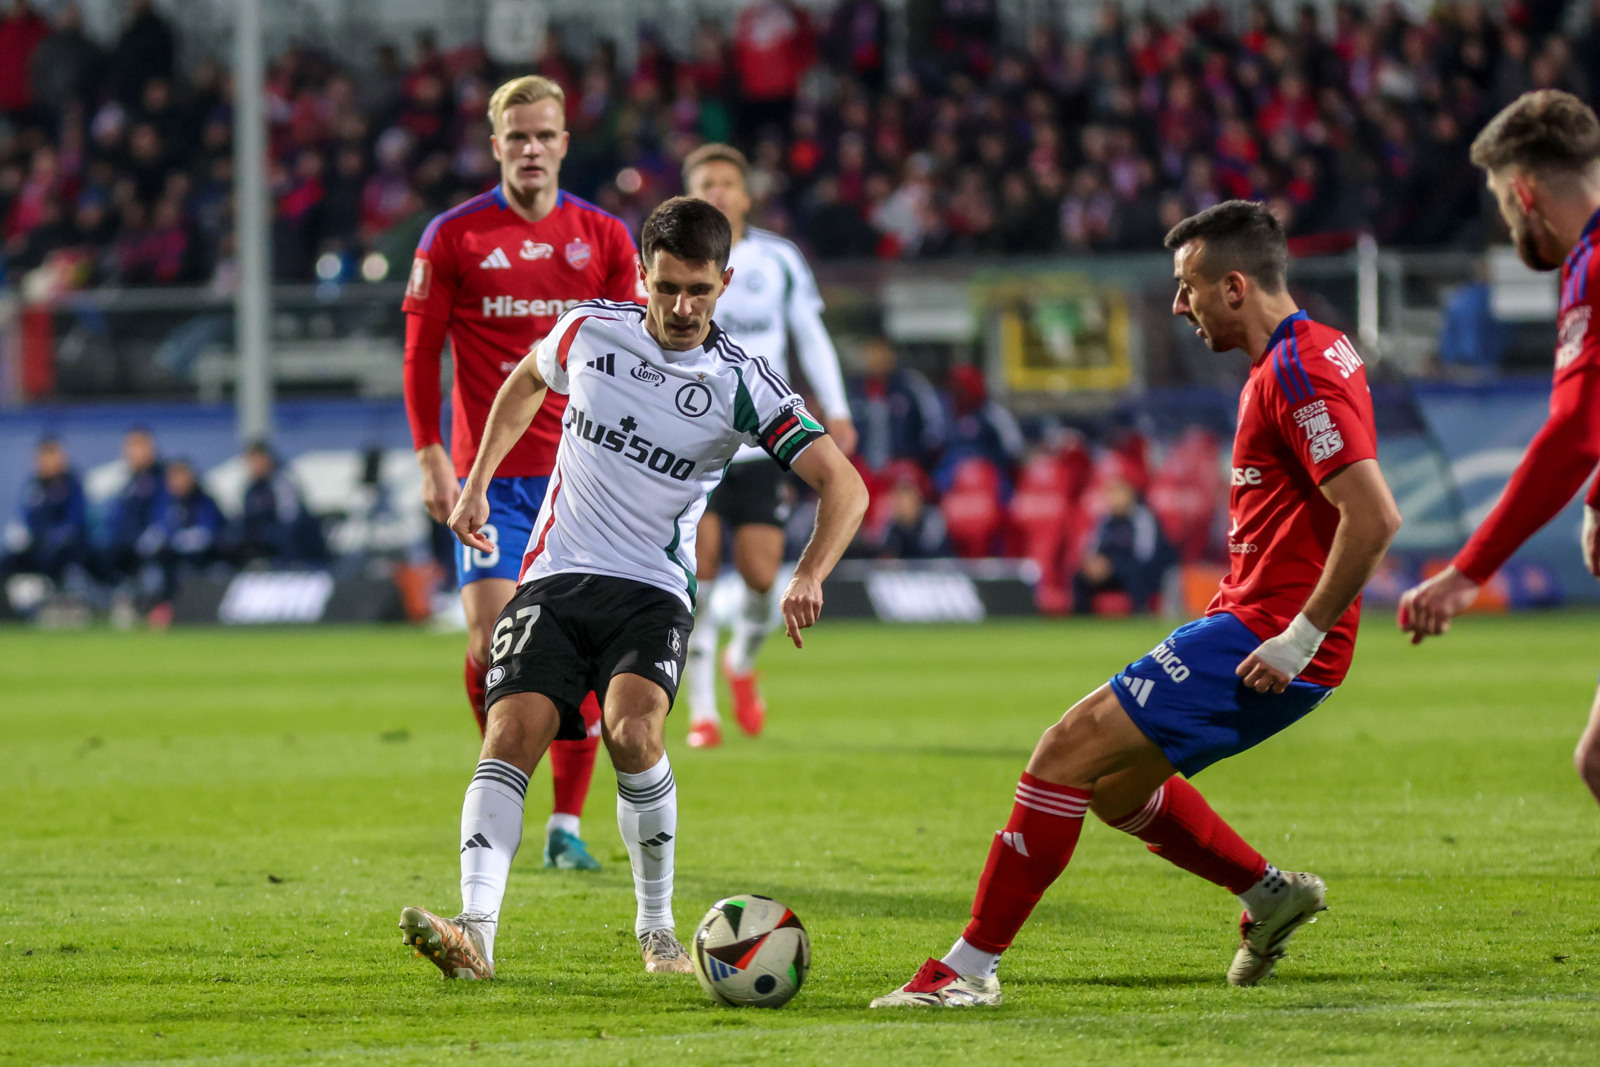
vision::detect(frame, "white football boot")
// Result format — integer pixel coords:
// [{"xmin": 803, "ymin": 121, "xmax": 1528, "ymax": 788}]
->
[
  {"xmin": 870, "ymin": 958, "xmax": 1002, "ymax": 1007},
  {"xmin": 1228, "ymin": 871, "xmax": 1327, "ymax": 986}
]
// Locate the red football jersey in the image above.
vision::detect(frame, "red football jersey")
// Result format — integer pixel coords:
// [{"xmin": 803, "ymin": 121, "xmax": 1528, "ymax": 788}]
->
[
  {"xmin": 1208, "ymin": 310, "xmax": 1379, "ymax": 687},
  {"xmin": 402, "ymin": 187, "xmax": 642, "ymax": 478},
  {"xmin": 1454, "ymin": 208, "xmax": 1600, "ymax": 579}
]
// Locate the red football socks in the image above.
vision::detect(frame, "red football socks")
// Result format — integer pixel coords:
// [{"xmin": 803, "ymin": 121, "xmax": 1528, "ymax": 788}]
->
[
  {"xmin": 1106, "ymin": 775, "xmax": 1266, "ymax": 894},
  {"xmin": 549, "ymin": 692, "xmax": 603, "ymax": 818},
  {"xmin": 961, "ymin": 773, "xmax": 1092, "ymax": 954},
  {"xmin": 463, "ymin": 653, "xmax": 489, "ymax": 736}
]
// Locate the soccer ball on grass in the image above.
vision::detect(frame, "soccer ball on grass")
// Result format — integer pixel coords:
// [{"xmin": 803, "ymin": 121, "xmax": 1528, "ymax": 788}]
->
[{"xmin": 690, "ymin": 894, "xmax": 810, "ymax": 1008}]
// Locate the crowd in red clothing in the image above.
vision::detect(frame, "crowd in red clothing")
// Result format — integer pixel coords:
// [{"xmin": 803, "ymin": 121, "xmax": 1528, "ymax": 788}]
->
[{"xmin": 2, "ymin": 0, "xmax": 1598, "ymax": 292}]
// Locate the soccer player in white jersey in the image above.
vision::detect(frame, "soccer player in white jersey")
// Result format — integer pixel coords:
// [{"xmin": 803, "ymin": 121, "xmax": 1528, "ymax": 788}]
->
[
  {"xmin": 398, "ymin": 197, "xmax": 868, "ymax": 979},
  {"xmin": 680, "ymin": 143, "xmax": 858, "ymax": 749}
]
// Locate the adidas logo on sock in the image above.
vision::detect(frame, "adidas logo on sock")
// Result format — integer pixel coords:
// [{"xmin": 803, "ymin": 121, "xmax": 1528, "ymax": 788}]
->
[
  {"xmin": 639, "ymin": 832, "xmax": 674, "ymax": 848},
  {"xmin": 479, "ymin": 247, "xmax": 511, "ymax": 269},
  {"xmin": 1000, "ymin": 831, "xmax": 1030, "ymax": 856},
  {"xmin": 460, "ymin": 832, "xmax": 492, "ymax": 852}
]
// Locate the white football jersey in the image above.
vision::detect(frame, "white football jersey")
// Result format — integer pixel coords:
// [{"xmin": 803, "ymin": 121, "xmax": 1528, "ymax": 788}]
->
[
  {"xmin": 716, "ymin": 227, "xmax": 850, "ymax": 463},
  {"xmin": 520, "ymin": 299, "xmax": 825, "ymax": 607}
]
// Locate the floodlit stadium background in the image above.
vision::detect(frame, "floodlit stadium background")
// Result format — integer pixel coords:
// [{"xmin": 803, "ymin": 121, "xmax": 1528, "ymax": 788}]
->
[{"xmin": 3, "ymin": 0, "xmax": 1596, "ymax": 625}]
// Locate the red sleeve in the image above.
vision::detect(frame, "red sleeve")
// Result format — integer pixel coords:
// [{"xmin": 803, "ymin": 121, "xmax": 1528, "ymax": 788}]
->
[
  {"xmin": 1457, "ymin": 368, "xmax": 1600, "ymax": 582},
  {"xmin": 603, "ymin": 217, "xmax": 644, "ymax": 305},
  {"xmin": 403, "ymin": 312, "xmax": 450, "ymax": 450},
  {"xmin": 1270, "ymin": 341, "xmax": 1378, "ymax": 484}
]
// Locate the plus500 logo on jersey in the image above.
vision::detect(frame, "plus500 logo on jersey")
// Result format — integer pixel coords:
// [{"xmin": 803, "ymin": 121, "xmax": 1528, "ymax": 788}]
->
[
  {"xmin": 481, "ymin": 296, "xmax": 584, "ymax": 318},
  {"xmin": 566, "ymin": 407, "xmax": 698, "ymax": 481}
]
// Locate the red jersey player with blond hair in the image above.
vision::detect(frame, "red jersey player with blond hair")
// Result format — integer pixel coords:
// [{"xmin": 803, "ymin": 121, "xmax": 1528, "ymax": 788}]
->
[
  {"xmin": 402, "ymin": 75, "xmax": 641, "ymax": 872},
  {"xmin": 1400, "ymin": 90, "xmax": 1600, "ymax": 807},
  {"xmin": 873, "ymin": 201, "xmax": 1401, "ymax": 1007}
]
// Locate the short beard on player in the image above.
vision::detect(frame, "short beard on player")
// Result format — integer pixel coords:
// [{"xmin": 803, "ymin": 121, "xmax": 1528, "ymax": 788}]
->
[{"xmin": 1510, "ymin": 208, "xmax": 1562, "ymax": 272}]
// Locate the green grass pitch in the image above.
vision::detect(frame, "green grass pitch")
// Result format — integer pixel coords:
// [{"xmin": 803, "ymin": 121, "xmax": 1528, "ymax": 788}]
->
[{"xmin": 3, "ymin": 613, "xmax": 1599, "ymax": 1064}]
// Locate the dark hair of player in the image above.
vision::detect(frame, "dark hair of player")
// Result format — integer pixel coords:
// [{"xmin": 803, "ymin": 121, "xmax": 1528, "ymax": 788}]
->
[
  {"xmin": 681, "ymin": 142, "xmax": 750, "ymax": 187},
  {"xmin": 1469, "ymin": 90, "xmax": 1600, "ymax": 177},
  {"xmin": 640, "ymin": 196, "xmax": 733, "ymax": 270},
  {"xmin": 1163, "ymin": 199, "xmax": 1288, "ymax": 295}
]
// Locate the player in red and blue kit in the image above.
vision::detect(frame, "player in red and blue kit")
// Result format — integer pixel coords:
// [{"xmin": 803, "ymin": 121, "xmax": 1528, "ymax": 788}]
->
[
  {"xmin": 402, "ymin": 75, "xmax": 641, "ymax": 872},
  {"xmin": 873, "ymin": 202, "xmax": 1401, "ymax": 1007},
  {"xmin": 1400, "ymin": 91, "xmax": 1600, "ymax": 810}
]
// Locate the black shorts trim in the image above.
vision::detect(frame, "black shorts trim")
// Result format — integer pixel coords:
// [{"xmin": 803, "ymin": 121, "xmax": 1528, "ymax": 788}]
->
[
  {"xmin": 706, "ymin": 460, "xmax": 790, "ymax": 528},
  {"xmin": 483, "ymin": 573, "xmax": 693, "ymax": 737}
]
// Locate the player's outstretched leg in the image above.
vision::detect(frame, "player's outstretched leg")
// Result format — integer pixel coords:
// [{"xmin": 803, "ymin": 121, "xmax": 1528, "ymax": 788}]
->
[
  {"xmin": 462, "ymin": 652, "xmax": 489, "ymax": 736},
  {"xmin": 1575, "ymin": 684, "xmax": 1600, "ymax": 806},
  {"xmin": 606, "ymin": 674, "xmax": 693, "ymax": 974},
  {"xmin": 685, "ymin": 610, "xmax": 722, "ymax": 748},
  {"xmin": 401, "ymin": 692, "xmax": 560, "ymax": 980},
  {"xmin": 873, "ymin": 686, "xmax": 1153, "ymax": 1008},
  {"xmin": 544, "ymin": 692, "xmax": 603, "ymax": 870},
  {"xmin": 723, "ymin": 525, "xmax": 783, "ymax": 738},
  {"xmin": 1097, "ymin": 774, "xmax": 1326, "ymax": 986}
]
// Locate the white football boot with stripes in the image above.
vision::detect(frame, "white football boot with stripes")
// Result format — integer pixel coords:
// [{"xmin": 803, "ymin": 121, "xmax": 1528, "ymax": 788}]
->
[
  {"xmin": 869, "ymin": 958, "xmax": 1002, "ymax": 1007},
  {"xmin": 1227, "ymin": 871, "xmax": 1327, "ymax": 986}
]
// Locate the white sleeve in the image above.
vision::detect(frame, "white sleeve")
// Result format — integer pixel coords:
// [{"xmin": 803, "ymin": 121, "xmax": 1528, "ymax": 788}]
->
[
  {"xmin": 778, "ymin": 243, "xmax": 852, "ymax": 420},
  {"xmin": 532, "ymin": 309, "xmax": 584, "ymax": 395},
  {"xmin": 736, "ymin": 355, "xmax": 828, "ymax": 470}
]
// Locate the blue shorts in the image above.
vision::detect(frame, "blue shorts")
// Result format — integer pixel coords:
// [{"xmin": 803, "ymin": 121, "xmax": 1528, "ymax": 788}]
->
[
  {"xmin": 455, "ymin": 476, "xmax": 550, "ymax": 588},
  {"xmin": 1109, "ymin": 613, "xmax": 1334, "ymax": 777}
]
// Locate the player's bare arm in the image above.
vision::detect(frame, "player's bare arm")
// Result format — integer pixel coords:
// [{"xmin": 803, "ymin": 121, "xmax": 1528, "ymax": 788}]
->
[
  {"xmin": 780, "ymin": 436, "xmax": 868, "ymax": 648},
  {"xmin": 1238, "ymin": 458, "xmax": 1401, "ymax": 693},
  {"xmin": 450, "ymin": 354, "xmax": 549, "ymax": 553}
]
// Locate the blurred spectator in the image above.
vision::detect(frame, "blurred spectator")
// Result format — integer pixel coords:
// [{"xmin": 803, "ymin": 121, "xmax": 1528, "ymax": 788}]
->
[
  {"xmin": 233, "ymin": 442, "xmax": 325, "ymax": 566},
  {"xmin": 935, "ymin": 363, "xmax": 1025, "ymax": 492},
  {"xmin": 732, "ymin": 0, "xmax": 816, "ymax": 142},
  {"xmin": 143, "ymin": 458, "xmax": 223, "ymax": 607},
  {"xmin": 1072, "ymin": 477, "xmax": 1174, "ymax": 615},
  {"xmin": 876, "ymin": 471, "xmax": 950, "ymax": 559},
  {"xmin": 849, "ymin": 337, "xmax": 946, "ymax": 471},
  {"xmin": 0, "ymin": 0, "xmax": 48, "ymax": 118},
  {"xmin": 29, "ymin": 2, "xmax": 100, "ymax": 123},
  {"xmin": 107, "ymin": 0, "xmax": 175, "ymax": 108},
  {"xmin": 1, "ymin": 438, "xmax": 89, "ymax": 586},
  {"xmin": 95, "ymin": 427, "xmax": 166, "ymax": 587}
]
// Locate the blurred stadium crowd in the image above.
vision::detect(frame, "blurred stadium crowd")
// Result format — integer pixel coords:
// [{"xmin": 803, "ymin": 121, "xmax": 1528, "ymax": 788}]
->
[{"xmin": 4, "ymin": 0, "xmax": 1600, "ymax": 293}]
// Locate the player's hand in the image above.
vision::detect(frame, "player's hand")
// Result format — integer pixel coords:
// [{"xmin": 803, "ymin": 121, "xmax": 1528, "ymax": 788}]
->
[
  {"xmin": 1236, "ymin": 653, "xmax": 1293, "ymax": 695},
  {"xmin": 1584, "ymin": 505, "xmax": 1600, "ymax": 579},
  {"xmin": 1235, "ymin": 614, "xmax": 1325, "ymax": 695},
  {"xmin": 780, "ymin": 572, "xmax": 824, "ymax": 649},
  {"xmin": 447, "ymin": 484, "xmax": 494, "ymax": 554},
  {"xmin": 826, "ymin": 417, "xmax": 858, "ymax": 457},
  {"xmin": 1397, "ymin": 566, "xmax": 1479, "ymax": 645},
  {"xmin": 417, "ymin": 444, "xmax": 460, "ymax": 524}
]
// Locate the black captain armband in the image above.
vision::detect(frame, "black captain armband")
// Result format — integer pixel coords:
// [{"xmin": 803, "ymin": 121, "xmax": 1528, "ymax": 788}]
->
[{"xmin": 758, "ymin": 403, "xmax": 827, "ymax": 469}]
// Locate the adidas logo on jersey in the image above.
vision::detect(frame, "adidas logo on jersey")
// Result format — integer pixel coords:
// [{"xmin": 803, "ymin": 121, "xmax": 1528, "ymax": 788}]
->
[
  {"xmin": 479, "ymin": 247, "xmax": 512, "ymax": 270},
  {"xmin": 586, "ymin": 353, "xmax": 616, "ymax": 376}
]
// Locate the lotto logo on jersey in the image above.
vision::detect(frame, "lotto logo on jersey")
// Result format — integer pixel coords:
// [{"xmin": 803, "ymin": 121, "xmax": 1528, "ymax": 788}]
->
[
  {"xmin": 1293, "ymin": 400, "xmax": 1345, "ymax": 463},
  {"xmin": 565, "ymin": 406, "xmax": 698, "ymax": 481},
  {"xmin": 1557, "ymin": 305, "xmax": 1592, "ymax": 369},
  {"xmin": 481, "ymin": 296, "xmax": 585, "ymax": 318}
]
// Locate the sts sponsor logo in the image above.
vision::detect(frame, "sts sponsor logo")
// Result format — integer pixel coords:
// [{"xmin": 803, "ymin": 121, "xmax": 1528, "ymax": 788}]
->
[
  {"xmin": 1292, "ymin": 400, "xmax": 1344, "ymax": 463},
  {"xmin": 1557, "ymin": 305, "xmax": 1592, "ymax": 370}
]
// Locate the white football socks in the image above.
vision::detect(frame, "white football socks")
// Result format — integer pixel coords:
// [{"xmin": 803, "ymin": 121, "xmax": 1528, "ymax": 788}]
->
[
  {"xmin": 725, "ymin": 584, "xmax": 774, "ymax": 674},
  {"xmin": 616, "ymin": 754, "xmax": 677, "ymax": 936},
  {"xmin": 686, "ymin": 611, "xmax": 719, "ymax": 724},
  {"xmin": 459, "ymin": 758, "xmax": 528, "ymax": 963},
  {"xmin": 942, "ymin": 936, "xmax": 1001, "ymax": 979},
  {"xmin": 546, "ymin": 812, "xmax": 581, "ymax": 837},
  {"xmin": 1238, "ymin": 863, "xmax": 1289, "ymax": 918}
]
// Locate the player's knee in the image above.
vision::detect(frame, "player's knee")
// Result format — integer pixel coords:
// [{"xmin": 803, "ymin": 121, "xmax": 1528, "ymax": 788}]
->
[
  {"xmin": 1030, "ymin": 712, "xmax": 1099, "ymax": 784},
  {"xmin": 604, "ymin": 711, "xmax": 662, "ymax": 770}
]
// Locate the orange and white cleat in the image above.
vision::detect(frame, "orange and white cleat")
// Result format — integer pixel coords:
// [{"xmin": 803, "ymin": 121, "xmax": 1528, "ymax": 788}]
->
[
  {"xmin": 721, "ymin": 650, "xmax": 767, "ymax": 738},
  {"xmin": 398, "ymin": 906, "xmax": 493, "ymax": 980},
  {"xmin": 687, "ymin": 719, "xmax": 723, "ymax": 749}
]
